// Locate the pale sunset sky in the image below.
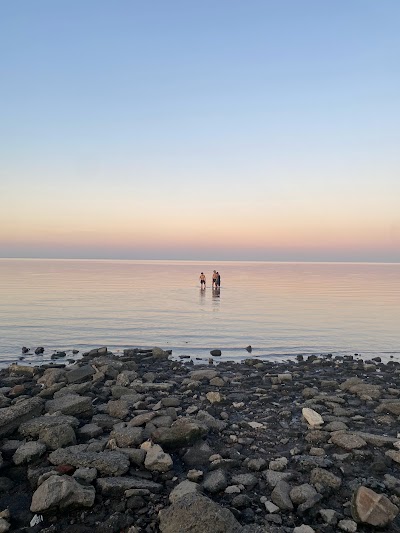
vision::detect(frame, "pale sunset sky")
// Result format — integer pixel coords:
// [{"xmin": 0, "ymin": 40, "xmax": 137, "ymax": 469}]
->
[{"xmin": 1, "ymin": 1, "xmax": 399, "ymax": 262}]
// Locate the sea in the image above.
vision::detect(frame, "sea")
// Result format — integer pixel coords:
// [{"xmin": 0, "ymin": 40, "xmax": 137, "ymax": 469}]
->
[{"xmin": 0, "ymin": 259, "xmax": 399, "ymax": 368}]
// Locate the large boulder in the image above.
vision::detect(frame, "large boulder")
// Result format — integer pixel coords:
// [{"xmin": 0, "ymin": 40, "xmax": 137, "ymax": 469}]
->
[
  {"xmin": 0, "ymin": 397, "xmax": 44, "ymax": 437},
  {"xmin": 45, "ymin": 394, "xmax": 93, "ymax": 416},
  {"xmin": 30, "ymin": 475, "xmax": 95, "ymax": 512},
  {"xmin": 49, "ymin": 447, "xmax": 129, "ymax": 476},
  {"xmin": 152, "ymin": 418, "xmax": 207, "ymax": 450},
  {"xmin": 159, "ymin": 492, "xmax": 242, "ymax": 533}
]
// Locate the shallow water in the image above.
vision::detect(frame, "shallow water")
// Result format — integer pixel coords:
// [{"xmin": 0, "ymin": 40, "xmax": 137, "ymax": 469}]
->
[{"xmin": 0, "ymin": 259, "xmax": 399, "ymax": 367}]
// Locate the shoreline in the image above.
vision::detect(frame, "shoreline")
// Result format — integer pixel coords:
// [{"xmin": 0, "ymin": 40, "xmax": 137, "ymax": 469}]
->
[{"xmin": 0, "ymin": 347, "xmax": 399, "ymax": 532}]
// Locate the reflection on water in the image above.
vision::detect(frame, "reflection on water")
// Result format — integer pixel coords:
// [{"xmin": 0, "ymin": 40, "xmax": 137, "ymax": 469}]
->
[{"xmin": 0, "ymin": 259, "xmax": 399, "ymax": 366}]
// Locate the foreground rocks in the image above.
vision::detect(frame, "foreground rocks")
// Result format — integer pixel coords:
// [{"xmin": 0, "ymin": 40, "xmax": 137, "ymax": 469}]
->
[{"xmin": 0, "ymin": 348, "xmax": 399, "ymax": 532}]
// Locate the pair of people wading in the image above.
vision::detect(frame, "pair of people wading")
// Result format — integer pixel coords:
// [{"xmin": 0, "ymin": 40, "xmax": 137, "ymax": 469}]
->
[{"xmin": 199, "ymin": 270, "xmax": 220, "ymax": 289}]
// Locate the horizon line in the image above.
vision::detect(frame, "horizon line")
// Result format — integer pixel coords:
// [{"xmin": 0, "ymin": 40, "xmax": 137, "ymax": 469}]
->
[{"xmin": 0, "ymin": 257, "xmax": 399, "ymax": 266}]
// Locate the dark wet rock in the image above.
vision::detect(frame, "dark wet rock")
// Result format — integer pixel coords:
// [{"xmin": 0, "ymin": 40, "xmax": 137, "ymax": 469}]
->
[
  {"xmin": 210, "ymin": 350, "xmax": 222, "ymax": 357},
  {"xmin": 40, "ymin": 424, "xmax": 77, "ymax": 449},
  {"xmin": 271, "ymin": 480, "xmax": 293, "ymax": 511},
  {"xmin": 169, "ymin": 480, "xmax": 201, "ymax": 503},
  {"xmin": 0, "ymin": 397, "xmax": 44, "ymax": 437},
  {"xmin": 35, "ymin": 347, "xmax": 45, "ymax": 354},
  {"xmin": 66, "ymin": 365, "xmax": 95, "ymax": 384},
  {"xmin": 159, "ymin": 492, "xmax": 242, "ymax": 533},
  {"xmin": 183, "ymin": 440, "xmax": 213, "ymax": 466},
  {"xmin": 290, "ymin": 483, "xmax": 318, "ymax": 505},
  {"xmin": 203, "ymin": 469, "xmax": 227, "ymax": 494},
  {"xmin": 96, "ymin": 476, "xmax": 162, "ymax": 496},
  {"xmin": 22, "ymin": 347, "xmax": 29, "ymax": 354},
  {"xmin": 30, "ymin": 474, "xmax": 95, "ymax": 512}
]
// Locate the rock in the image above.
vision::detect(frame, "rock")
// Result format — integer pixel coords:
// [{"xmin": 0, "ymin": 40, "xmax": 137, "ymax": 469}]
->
[
  {"xmin": 66, "ymin": 365, "xmax": 95, "ymax": 384},
  {"xmin": 118, "ymin": 448, "xmax": 146, "ymax": 466},
  {"xmin": 210, "ymin": 377, "xmax": 225, "ymax": 387},
  {"xmin": 338, "ymin": 519, "xmax": 357, "ymax": 532},
  {"xmin": 269, "ymin": 457, "xmax": 288, "ymax": 471},
  {"xmin": 231, "ymin": 473, "xmax": 258, "ymax": 490},
  {"xmin": 386, "ymin": 450, "xmax": 400, "ymax": 464},
  {"xmin": 110, "ymin": 427, "xmax": 144, "ymax": 447},
  {"xmin": 293, "ymin": 527, "xmax": 315, "ymax": 533},
  {"xmin": 169, "ymin": 480, "xmax": 201, "ymax": 503},
  {"xmin": 128, "ymin": 412, "xmax": 156, "ymax": 427},
  {"xmin": 96, "ymin": 477, "xmax": 162, "ymax": 496},
  {"xmin": 159, "ymin": 493, "xmax": 242, "ymax": 533},
  {"xmin": 183, "ymin": 441, "xmax": 213, "ymax": 466},
  {"xmin": 0, "ymin": 397, "xmax": 44, "ymax": 437},
  {"xmin": 30, "ymin": 474, "xmax": 95, "ymax": 512},
  {"xmin": 376, "ymin": 400, "xmax": 400, "ymax": 416},
  {"xmin": 263, "ymin": 469, "xmax": 293, "ymax": 488},
  {"xmin": 245, "ymin": 345, "xmax": 252, "ymax": 353},
  {"xmin": 351, "ymin": 486, "xmax": 399, "ymax": 527},
  {"xmin": 203, "ymin": 469, "xmax": 227, "ymax": 494},
  {"xmin": 310, "ymin": 468, "xmax": 341, "ymax": 491},
  {"xmin": 73, "ymin": 467, "xmax": 97, "ymax": 483},
  {"xmin": 13, "ymin": 441, "xmax": 46, "ymax": 465},
  {"xmin": 290, "ymin": 484, "xmax": 318, "ymax": 505},
  {"xmin": 210, "ymin": 350, "xmax": 222, "ymax": 357},
  {"xmin": 78, "ymin": 423, "xmax": 103, "ymax": 441},
  {"xmin": 190, "ymin": 369, "xmax": 218, "ymax": 380},
  {"xmin": 0, "ymin": 517, "xmax": 10, "ymax": 532},
  {"xmin": 49, "ymin": 447, "xmax": 130, "ymax": 476},
  {"xmin": 264, "ymin": 501, "xmax": 280, "ymax": 513},
  {"xmin": 330, "ymin": 432, "xmax": 367, "ymax": 450},
  {"xmin": 152, "ymin": 418, "xmax": 207, "ymax": 450},
  {"xmin": 142, "ymin": 442, "xmax": 173, "ymax": 472},
  {"xmin": 206, "ymin": 392, "xmax": 221, "ymax": 404},
  {"xmin": 39, "ymin": 424, "xmax": 76, "ymax": 449},
  {"xmin": 302, "ymin": 408, "xmax": 324, "ymax": 428},
  {"xmin": 196, "ymin": 410, "xmax": 226, "ymax": 431},
  {"xmin": 9, "ymin": 364, "xmax": 35, "ymax": 376},
  {"xmin": 271, "ymin": 480, "xmax": 293, "ymax": 510},
  {"xmin": 152, "ymin": 347, "xmax": 169, "ymax": 359},
  {"xmin": 19, "ymin": 415, "xmax": 79, "ymax": 437},
  {"xmin": 45, "ymin": 394, "xmax": 93, "ymax": 416},
  {"xmin": 319, "ymin": 509, "xmax": 338, "ymax": 525},
  {"xmin": 107, "ymin": 399, "xmax": 129, "ymax": 419}
]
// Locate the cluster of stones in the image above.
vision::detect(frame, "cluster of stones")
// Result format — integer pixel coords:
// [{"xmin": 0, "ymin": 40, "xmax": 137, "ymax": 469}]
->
[{"xmin": 0, "ymin": 347, "xmax": 399, "ymax": 532}]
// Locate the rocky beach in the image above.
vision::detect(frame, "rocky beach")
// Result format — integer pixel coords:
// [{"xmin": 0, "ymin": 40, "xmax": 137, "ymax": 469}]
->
[{"xmin": 0, "ymin": 347, "xmax": 399, "ymax": 533}]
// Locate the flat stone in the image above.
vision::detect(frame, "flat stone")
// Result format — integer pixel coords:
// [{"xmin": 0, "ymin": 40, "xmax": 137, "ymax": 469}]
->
[
  {"xmin": 351, "ymin": 486, "xmax": 399, "ymax": 526},
  {"xmin": 49, "ymin": 447, "xmax": 130, "ymax": 476},
  {"xmin": 45, "ymin": 394, "xmax": 93, "ymax": 416},
  {"xmin": 271, "ymin": 480, "xmax": 293, "ymax": 511},
  {"xmin": 152, "ymin": 418, "xmax": 207, "ymax": 450},
  {"xmin": 0, "ymin": 397, "xmax": 44, "ymax": 437},
  {"xmin": 110, "ymin": 427, "xmax": 144, "ymax": 447},
  {"xmin": 302, "ymin": 408, "xmax": 324, "ymax": 428},
  {"xmin": 30, "ymin": 474, "xmax": 95, "ymax": 512},
  {"xmin": 293, "ymin": 527, "xmax": 315, "ymax": 533},
  {"xmin": 330, "ymin": 432, "xmax": 367, "ymax": 450},
  {"xmin": 19, "ymin": 415, "xmax": 79, "ymax": 437},
  {"xmin": 66, "ymin": 365, "xmax": 95, "ymax": 384},
  {"xmin": 190, "ymin": 370, "xmax": 218, "ymax": 381},
  {"xmin": 97, "ymin": 476, "xmax": 162, "ymax": 496},
  {"xmin": 128, "ymin": 412, "xmax": 156, "ymax": 427}
]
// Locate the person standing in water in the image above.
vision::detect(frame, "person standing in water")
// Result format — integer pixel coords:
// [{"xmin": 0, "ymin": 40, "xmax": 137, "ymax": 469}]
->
[
  {"xmin": 212, "ymin": 270, "xmax": 218, "ymax": 288},
  {"xmin": 199, "ymin": 272, "xmax": 206, "ymax": 289},
  {"xmin": 216, "ymin": 271, "xmax": 221, "ymax": 287}
]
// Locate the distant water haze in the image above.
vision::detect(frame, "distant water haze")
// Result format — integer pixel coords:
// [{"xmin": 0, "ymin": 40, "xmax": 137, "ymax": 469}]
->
[{"xmin": 0, "ymin": 259, "xmax": 399, "ymax": 367}]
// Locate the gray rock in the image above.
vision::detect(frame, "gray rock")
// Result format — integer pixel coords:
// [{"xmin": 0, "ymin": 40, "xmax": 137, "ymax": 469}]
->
[
  {"xmin": 19, "ymin": 415, "xmax": 79, "ymax": 437},
  {"xmin": 310, "ymin": 468, "xmax": 341, "ymax": 491},
  {"xmin": 263, "ymin": 469, "xmax": 293, "ymax": 488},
  {"xmin": 45, "ymin": 394, "xmax": 93, "ymax": 416},
  {"xmin": 37, "ymin": 368, "xmax": 66, "ymax": 387},
  {"xmin": 248, "ymin": 457, "xmax": 267, "ymax": 471},
  {"xmin": 290, "ymin": 484, "xmax": 318, "ymax": 505},
  {"xmin": 152, "ymin": 347, "xmax": 170, "ymax": 359},
  {"xmin": 293, "ymin": 527, "xmax": 315, "ymax": 533},
  {"xmin": 330, "ymin": 432, "xmax": 367, "ymax": 450},
  {"xmin": 152, "ymin": 418, "xmax": 207, "ymax": 450},
  {"xmin": 110, "ymin": 427, "xmax": 144, "ymax": 447},
  {"xmin": 13, "ymin": 441, "xmax": 46, "ymax": 465},
  {"xmin": 78, "ymin": 423, "xmax": 103, "ymax": 441},
  {"xmin": 30, "ymin": 474, "xmax": 95, "ymax": 512},
  {"xmin": 39, "ymin": 424, "xmax": 76, "ymax": 450},
  {"xmin": 96, "ymin": 476, "xmax": 162, "ymax": 496},
  {"xmin": 107, "ymin": 399, "xmax": 129, "ymax": 419},
  {"xmin": 73, "ymin": 467, "xmax": 97, "ymax": 483},
  {"xmin": 196, "ymin": 410, "xmax": 226, "ymax": 431},
  {"xmin": 338, "ymin": 519, "xmax": 357, "ymax": 532},
  {"xmin": 49, "ymin": 447, "xmax": 130, "ymax": 476},
  {"xmin": 169, "ymin": 480, "xmax": 201, "ymax": 503},
  {"xmin": 118, "ymin": 448, "xmax": 146, "ymax": 466},
  {"xmin": 0, "ymin": 517, "xmax": 10, "ymax": 532},
  {"xmin": 66, "ymin": 365, "xmax": 95, "ymax": 384},
  {"xmin": 159, "ymin": 493, "xmax": 242, "ymax": 533},
  {"xmin": 231, "ymin": 473, "xmax": 258, "ymax": 490},
  {"xmin": 271, "ymin": 480, "xmax": 293, "ymax": 511},
  {"xmin": 319, "ymin": 509, "xmax": 338, "ymax": 525},
  {"xmin": 128, "ymin": 412, "xmax": 156, "ymax": 427},
  {"xmin": 183, "ymin": 441, "xmax": 213, "ymax": 466},
  {"xmin": 143, "ymin": 443, "xmax": 173, "ymax": 472},
  {"xmin": 210, "ymin": 350, "xmax": 222, "ymax": 356},
  {"xmin": 203, "ymin": 469, "xmax": 227, "ymax": 494},
  {"xmin": 189, "ymin": 370, "xmax": 218, "ymax": 381},
  {"xmin": 0, "ymin": 397, "xmax": 44, "ymax": 437}
]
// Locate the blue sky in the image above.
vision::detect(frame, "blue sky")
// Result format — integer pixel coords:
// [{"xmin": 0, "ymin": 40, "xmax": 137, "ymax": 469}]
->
[{"xmin": 1, "ymin": 1, "xmax": 399, "ymax": 261}]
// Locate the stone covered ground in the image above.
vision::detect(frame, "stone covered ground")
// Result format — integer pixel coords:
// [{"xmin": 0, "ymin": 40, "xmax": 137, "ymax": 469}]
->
[{"xmin": 0, "ymin": 347, "xmax": 400, "ymax": 532}]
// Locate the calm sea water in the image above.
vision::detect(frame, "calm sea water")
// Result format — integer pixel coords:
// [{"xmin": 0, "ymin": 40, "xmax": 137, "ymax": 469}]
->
[{"xmin": 0, "ymin": 259, "xmax": 399, "ymax": 367}]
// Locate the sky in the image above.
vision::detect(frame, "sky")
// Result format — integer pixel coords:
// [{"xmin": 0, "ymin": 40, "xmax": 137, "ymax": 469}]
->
[{"xmin": 0, "ymin": 1, "xmax": 399, "ymax": 262}]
